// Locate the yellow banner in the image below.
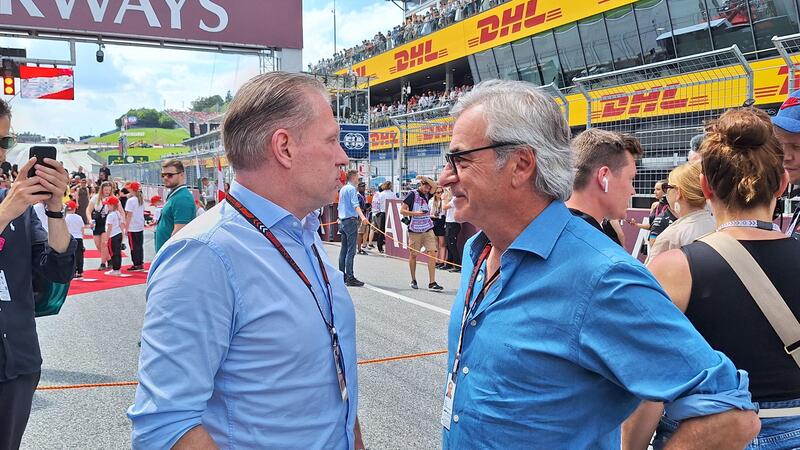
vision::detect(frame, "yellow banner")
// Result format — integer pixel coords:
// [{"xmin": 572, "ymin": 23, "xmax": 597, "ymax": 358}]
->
[
  {"xmin": 369, "ymin": 56, "xmax": 793, "ymax": 150},
  {"xmin": 338, "ymin": 0, "xmax": 636, "ymax": 84}
]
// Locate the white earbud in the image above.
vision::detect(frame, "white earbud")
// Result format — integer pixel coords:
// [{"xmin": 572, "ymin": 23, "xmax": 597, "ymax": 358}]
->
[{"xmin": 603, "ymin": 177, "xmax": 609, "ymax": 193}]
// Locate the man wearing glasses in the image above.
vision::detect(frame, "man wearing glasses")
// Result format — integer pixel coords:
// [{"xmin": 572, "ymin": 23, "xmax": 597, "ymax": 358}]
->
[
  {"xmin": 437, "ymin": 80, "xmax": 759, "ymax": 449},
  {"xmin": 154, "ymin": 159, "xmax": 196, "ymax": 253}
]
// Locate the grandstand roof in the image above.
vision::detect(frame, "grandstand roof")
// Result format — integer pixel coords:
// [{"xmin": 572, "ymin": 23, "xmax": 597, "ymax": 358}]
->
[{"xmin": 165, "ymin": 110, "xmax": 223, "ymax": 132}]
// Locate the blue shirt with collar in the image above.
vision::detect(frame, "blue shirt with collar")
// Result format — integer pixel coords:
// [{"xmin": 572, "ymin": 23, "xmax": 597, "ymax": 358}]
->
[
  {"xmin": 128, "ymin": 181, "xmax": 358, "ymax": 450},
  {"xmin": 338, "ymin": 183, "xmax": 359, "ymax": 219},
  {"xmin": 443, "ymin": 200, "xmax": 754, "ymax": 449}
]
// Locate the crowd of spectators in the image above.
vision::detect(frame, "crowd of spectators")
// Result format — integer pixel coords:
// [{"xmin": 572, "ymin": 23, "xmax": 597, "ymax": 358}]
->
[
  {"xmin": 310, "ymin": 0, "xmax": 510, "ymax": 75},
  {"xmin": 371, "ymin": 84, "xmax": 473, "ymax": 127}
]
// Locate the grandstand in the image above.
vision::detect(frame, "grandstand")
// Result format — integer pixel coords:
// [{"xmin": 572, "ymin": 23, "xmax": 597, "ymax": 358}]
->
[
  {"xmin": 164, "ymin": 110, "xmax": 223, "ymax": 137},
  {"xmin": 309, "ymin": 0, "xmax": 800, "ymax": 207}
]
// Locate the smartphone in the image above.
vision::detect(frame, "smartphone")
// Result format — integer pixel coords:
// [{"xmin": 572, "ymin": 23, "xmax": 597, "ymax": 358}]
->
[
  {"xmin": 27, "ymin": 146, "xmax": 57, "ymax": 179},
  {"xmin": 28, "ymin": 146, "xmax": 58, "ymax": 196}
]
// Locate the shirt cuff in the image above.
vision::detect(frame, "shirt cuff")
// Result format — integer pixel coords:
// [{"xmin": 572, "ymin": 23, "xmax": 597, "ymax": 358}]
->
[{"xmin": 664, "ymin": 370, "xmax": 757, "ymax": 421}]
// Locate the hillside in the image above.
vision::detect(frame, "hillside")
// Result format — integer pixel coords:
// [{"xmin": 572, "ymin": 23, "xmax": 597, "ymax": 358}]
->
[
  {"xmin": 95, "ymin": 146, "xmax": 192, "ymax": 161},
  {"xmin": 88, "ymin": 128, "xmax": 189, "ymax": 145}
]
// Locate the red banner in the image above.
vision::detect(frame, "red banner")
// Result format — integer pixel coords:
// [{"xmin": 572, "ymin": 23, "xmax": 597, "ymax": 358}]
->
[{"xmin": 19, "ymin": 66, "xmax": 74, "ymax": 100}]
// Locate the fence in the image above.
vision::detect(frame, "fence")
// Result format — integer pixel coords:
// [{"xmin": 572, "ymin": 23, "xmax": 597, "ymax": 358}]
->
[
  {"xmin": 774, "ymin": 33, "xmax": 800, "ymax": 95},
  {"xmin": 574, "ymin": 45, "xmax": 753, "ymax": 201}
]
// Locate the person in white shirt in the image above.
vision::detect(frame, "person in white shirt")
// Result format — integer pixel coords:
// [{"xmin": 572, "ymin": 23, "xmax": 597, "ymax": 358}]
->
[
  {"xmin": 33, "ymin": 201, "xmax": 48, "ymax": 233},
  {"xmin": 201, "ymin": 177, "xmax": 218, "ymax": 209},
  {"xmin": 104, "ymin": 196, "xmax": 125, "ymax": 276},
  {"xmin": 65, "ymin": 200, "xmax": 85, "ymax": 278},
  {"xmin": 442, "ymin": 188, "xmax": 461, "ymax": 272},
  {"xmin": 124, "ymin": 182, "xmax": 146, "ymax": 272}
]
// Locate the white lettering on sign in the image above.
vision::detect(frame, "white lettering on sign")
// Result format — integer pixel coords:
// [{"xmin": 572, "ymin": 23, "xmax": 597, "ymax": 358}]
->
[
  {"xmin": 0, "ymin": 0, "xmax": 44, "ymax": 17},
  {"xmin": 164, "ymin": 0, "xmax": 186, "ymax": 29},
  {"xmin": 0, "ymin": 0, "xmax": 229, "ymax": 33},
  {"xmin": 115, "ymin": 0, "xmax": 160, "ymax": 28},
  {"xmin": 384, "ymin": 200, "xmax": 408, "ymax": 249},
  {"xmin": 199, "ymin": 0, "xmax": 227, "ymax": 33}
]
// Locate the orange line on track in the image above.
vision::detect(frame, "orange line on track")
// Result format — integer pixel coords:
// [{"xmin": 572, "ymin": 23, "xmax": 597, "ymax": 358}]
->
[{"xmin": 35, "ymin": 350, "xmax": 448, "ymax": 392}]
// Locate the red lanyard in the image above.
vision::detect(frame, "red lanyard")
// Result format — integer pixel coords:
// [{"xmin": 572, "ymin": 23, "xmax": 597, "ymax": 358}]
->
[
  {"xmin": 450, "ymin": 242, "xmax": 499, "ymax": 378},
  {"xmin": 225, "ymin": 193, "xmax": 349, "ymax": 400}
]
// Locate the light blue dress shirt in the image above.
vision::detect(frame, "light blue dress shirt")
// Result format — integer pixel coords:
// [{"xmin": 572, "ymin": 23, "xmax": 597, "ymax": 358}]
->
[
  {"xmin": 128, "ymin": 181, "xmax": 358, "ymax": 449},
  {"xmin": 338, "ymin": 184, "xmax": 359, "ymax": 219},
  {"xmin": 443, "ymin": 200, "xmax": 754, "ymax": 449}
]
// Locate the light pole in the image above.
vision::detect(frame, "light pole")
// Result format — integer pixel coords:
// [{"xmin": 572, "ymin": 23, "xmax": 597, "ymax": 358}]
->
[{"xmin": 333, "ymin": 0, "xmax": 337, "ymax": 55}]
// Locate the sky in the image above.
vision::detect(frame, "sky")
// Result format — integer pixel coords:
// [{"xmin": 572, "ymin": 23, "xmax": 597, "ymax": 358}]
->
[{"xmin": 0, "ymin": 0, "xmax": 403, "ymax": 138}]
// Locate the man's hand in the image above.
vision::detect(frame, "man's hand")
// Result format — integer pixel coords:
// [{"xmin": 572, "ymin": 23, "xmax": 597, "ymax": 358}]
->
[
  {"xmin": 35, "ymin": 158, "xmax": 69, "ymax": 211},
  {"xmin": 0, "ymin": 158, "xmax": 51, "ymax": 225},
  {"xmin": 361, "ymin": 216, "xmax": 369, "ymax": 225}
]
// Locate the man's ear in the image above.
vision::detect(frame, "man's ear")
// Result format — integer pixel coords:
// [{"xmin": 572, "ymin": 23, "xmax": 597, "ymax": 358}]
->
[
  {"xmin": 271, "ymin": 129, "xmax": 293, "ymax": 169},
  {"xmin": 510, "ymin": 146, "xmax": 537, "ymax": 189}
]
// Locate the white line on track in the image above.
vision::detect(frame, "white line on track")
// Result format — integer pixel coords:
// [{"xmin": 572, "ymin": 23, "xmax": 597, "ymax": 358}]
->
[{"xmin": 362, "ymin": 283, "xmax": 450, "ymax": 316}]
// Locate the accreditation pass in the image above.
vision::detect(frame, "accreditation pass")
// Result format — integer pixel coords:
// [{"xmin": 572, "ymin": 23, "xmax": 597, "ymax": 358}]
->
[
  {"xmin": 440, "ymin": 376, "xmax": 457, "ymax": 430},
  {"xmin": 0, "ymin": 270, "xmax": 11, "ymax": 302}
]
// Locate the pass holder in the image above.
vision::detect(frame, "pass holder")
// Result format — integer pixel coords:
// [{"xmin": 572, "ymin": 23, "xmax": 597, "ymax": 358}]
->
[
  {"xmin": 440, "ymin": 372, "xmax": 457, "ymax": 430},
  {"xmin": 0, "ymin": 270, "xmax": 11, "ymax": 302},
  {"xmin": 331, "ymin": 328, "xmax": 348, "ymax": 401}
]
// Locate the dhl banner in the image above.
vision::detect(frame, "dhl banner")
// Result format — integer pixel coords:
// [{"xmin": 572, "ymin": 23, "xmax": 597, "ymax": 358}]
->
[
  {"xmin": 338, "ymin": 0, "xmax": 636, "ymax": 85},
  {"xmin": 368, "ymin": 56, "xmax": 795, "ymax": 150}
]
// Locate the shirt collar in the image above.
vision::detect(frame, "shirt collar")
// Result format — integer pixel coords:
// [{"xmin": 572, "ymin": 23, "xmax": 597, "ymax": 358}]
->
[{"xmin": 228, "ymin": 180, "xmax": 293, "ymax": 230}]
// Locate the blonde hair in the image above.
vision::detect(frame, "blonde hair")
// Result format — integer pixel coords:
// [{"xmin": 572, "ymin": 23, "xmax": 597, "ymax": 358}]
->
[
  {"xmin": 701, "ymin": 108, "xmax": 784, "ymax": 210},
  {"xmin": 668, "ymin": 162, "xmax": 705, "ymax": 209}
]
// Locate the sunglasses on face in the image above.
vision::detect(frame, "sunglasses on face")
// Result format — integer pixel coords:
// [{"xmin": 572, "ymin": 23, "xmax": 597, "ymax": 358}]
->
[
  {"xmin": 444, "ymin": 142, "xmax": 519, "ymax": 176},
  {"xmin": 0, "ymin": 136, "xmax": 16, "ymax": 150},
  {"xmin": 662, "ymin": 183, "xmax": 676, "ymax": 192},
  {"xmin": 161, "ymin": 171, "xmax": 183, "ymax": 178}
]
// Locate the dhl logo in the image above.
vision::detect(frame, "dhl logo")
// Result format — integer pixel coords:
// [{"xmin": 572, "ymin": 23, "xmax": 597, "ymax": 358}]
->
[
  {"xmin": 468, "ymin": 0, "xmax": 562, "ymax": 48},
  {"xmin": 754, "ymin": 66, "xmax": 789, "ymax": 99},
  {"xmin": 352, "ymin": 66, "xmax": 366, "ymax": 77},
  {"xmin": 417, "ymin": 123, "xmax": 453, "ymax": 142},
  {"xmin": 591, "ymin": 84, "xmax": 709, "ymax": 120},
  {"xmin": 390, "ymin": 40, "xmax": 448, "ymax": 74},
  {"xmin": 370, "ymin": 131, "xmax": 399, "ymax": 147}
]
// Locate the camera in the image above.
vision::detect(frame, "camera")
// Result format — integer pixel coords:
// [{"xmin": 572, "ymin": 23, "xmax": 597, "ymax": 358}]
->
[{"xmin": 96, "ymin": 43, "xmax": 105, "ymax": 63}]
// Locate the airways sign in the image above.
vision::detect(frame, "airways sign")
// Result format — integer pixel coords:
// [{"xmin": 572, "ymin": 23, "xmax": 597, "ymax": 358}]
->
[{"xmin": 0, "ymin": 0, "xmax": 302, "ymax": 50}]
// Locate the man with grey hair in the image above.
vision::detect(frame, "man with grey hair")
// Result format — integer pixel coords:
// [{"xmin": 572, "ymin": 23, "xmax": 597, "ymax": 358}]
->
[
  {"xmin": 566, "ymin": 129, "xmax": 642, "ymax": 246},
  {"xmin": 129, "ymin": 72, "xmax": 364, "ymax": 450},
  {"xmin": 437, "ymin": 79, "xmax": 758, "ymax": 449}
]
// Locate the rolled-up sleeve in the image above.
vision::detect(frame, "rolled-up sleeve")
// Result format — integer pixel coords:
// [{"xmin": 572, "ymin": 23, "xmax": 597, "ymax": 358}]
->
[
  {"xmin": 127, "ymin": 238, "xmax": 238, "ymax": 449},
  {"xmin": 577, "ymin": 261, "xmax": 755, "ymax": 420}
]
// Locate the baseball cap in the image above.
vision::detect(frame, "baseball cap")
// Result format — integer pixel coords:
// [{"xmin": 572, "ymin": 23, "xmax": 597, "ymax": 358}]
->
[
  {"xmin": 66, "ymin": 200, "xmax": 77, "ymax": 210},
  {"xmin": 150, "ymin": 195, "xmax": 162, "ymax": 205},
  {"xmin": 103, "ymin": 196, "xmax": 120, "ymax": 206},
  {"xmin": 129, "ymin": 181, "xmax": 141, "ymax": 191},
  {"xmin": 773, "ymin": 90, "xmax": 800, "ymax": 133}
]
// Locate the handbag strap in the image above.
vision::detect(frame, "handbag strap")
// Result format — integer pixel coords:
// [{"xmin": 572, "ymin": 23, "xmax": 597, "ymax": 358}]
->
[{"xmin": 699, "ymin": 232, "xmax": 800, "ymax": 369}]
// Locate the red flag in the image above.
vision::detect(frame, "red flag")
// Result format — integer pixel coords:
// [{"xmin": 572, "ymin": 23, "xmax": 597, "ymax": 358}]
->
[
  {"xmin": 216, "ymin": 157, "xmax": 226, "ymax": 202},
  {"xmin": 19, "ymin": 66, "xmax": 74, "ymax": 100}
]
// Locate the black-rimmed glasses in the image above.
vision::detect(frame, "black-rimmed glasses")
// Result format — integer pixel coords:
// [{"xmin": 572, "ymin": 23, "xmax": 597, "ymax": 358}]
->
[
  {"xmin": 161, "ymin": 171, "xmax": 183, "ymax": 178},
  {"xmin": 0, "ymin": 136, "xmax": 16, "ymax": 150},
  {"xmin": 444, "ymin": 142, "xmax": 519, "ymax": 176}
]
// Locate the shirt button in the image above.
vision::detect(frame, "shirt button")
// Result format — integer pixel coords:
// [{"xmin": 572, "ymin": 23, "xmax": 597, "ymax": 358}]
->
[
  {"xmin": 476, "ymin": 274, "xmax": 483, "ymax": 282},
  {"xmin": 469, "ymin": 319, "xmax": 477, "ymax": 327},
  {"xmin": 462, "ymin": 367, "xmax": 469, "ymax": 375},
  {"xmin": 453, "ymin": 414, "xmax": 460, "ymax": 423},
  {"xmin": 2, "ymin": 333, "xmax": 6, "ymax": 339}
]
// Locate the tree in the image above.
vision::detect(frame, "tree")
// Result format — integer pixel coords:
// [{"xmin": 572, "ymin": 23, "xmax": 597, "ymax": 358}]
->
[
  {"xmin": 114, "ymin": 108, "xmax": 177, "ymax": 129},
  {"xmin": 225, "ymin": 90, "xmax": 233, "ymax": 103},
  {"xmin": 190, "ymin": 95, "xmax": 224, "ymax": 112}
]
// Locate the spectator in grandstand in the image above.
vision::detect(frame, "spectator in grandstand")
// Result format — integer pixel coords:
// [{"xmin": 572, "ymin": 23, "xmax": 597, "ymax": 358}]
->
[
  {"xmin": 130, "ymin": 72, "xmax": 363, "ymax": 450},
  {"xmin": 338, "ymin": 171, "xmax": 369, "ymax": 286},
  {"xmin": 87, "ymin": 181, "xmax": 113, "ymax": 270},
  {"xmin": 625, "ymin": 107, "xmax": 799, "ymax": 449},
  {"xmin": 153, "ymin": 159, "xmax": 195, "ymax": 253},
  {"xmin": 431, "ymin": 186, "xmax": 447, "ymax": 268},
  {"xmin": 565, "ymin": 129, "xmax": 642, "ymax": 246},
  {"xmin": 104, "ymin": 195, "xmax": 125, "ymax": 277},
  {"xmin": 65, "ymin": 200, "xmax": 84, "ymax": 279},
  {"xmin": 400, "ymin": 175, "xmax": 444, "ymax": 291},
  {"xmin": 124, "ymin": 182, "xmax": 145, "ymax": 272},
  {"xmin": 644, "ymin": 162, "xmax": 715, "ymax": 265},
  {"xmin": 442, "ymin": 187, "xmax": 461, "ymax": 272},
  {"xmin": 0, "ymin": 99, "xmax": 75, "ymax": 450},
  {"xmin": 437, "ymin": 79, "xmax": 758, "ymax": 448},
  {"xmin": 200, "ymin": 177, "xmax": 217, "ymax": 209},
  {"xmin": 772, "ymin": 90, "xmax": 800, "ymax": 239}
]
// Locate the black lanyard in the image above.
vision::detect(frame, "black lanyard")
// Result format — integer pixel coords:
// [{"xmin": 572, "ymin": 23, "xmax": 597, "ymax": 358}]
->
[
  {"xmin": 450, "ymin": 242, "xmax": 500, "ymax": 378},
  {"xmin": 166, "ymin": 185, "xmax": 187, "ymax": 202},
  {"xmin": 225, "ymin": 193, "xmax": 349, "ymax": 400}
]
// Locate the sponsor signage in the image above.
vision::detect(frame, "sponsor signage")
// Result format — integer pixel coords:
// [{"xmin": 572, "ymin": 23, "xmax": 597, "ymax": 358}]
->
[
  {"xmin": 366, "ymin": 56, "xmax": 795, "ymax": 148},
  {"xmin": 338, "ymin": 0, "xmax": 634, "ymax": 84},
  {"xmin": 0, "ymin": 0, "xmax": 302, "ymax": 50},
  {"xmin": 108, "ymin": 155, "xmax": 149, "ymax": 164},
  {"xmin": 340, "ymin": 123, "xmax": 370, "ymax": 159}
]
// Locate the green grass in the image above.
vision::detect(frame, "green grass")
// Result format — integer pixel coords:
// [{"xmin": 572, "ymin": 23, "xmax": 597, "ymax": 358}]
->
[
  {"xmin": 96, "ymin": 146, "xmax": 191, "ymax": 161},
  {"xmin": 88, "ymin": 127, "xmax": 189, "ymax": 145}
]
